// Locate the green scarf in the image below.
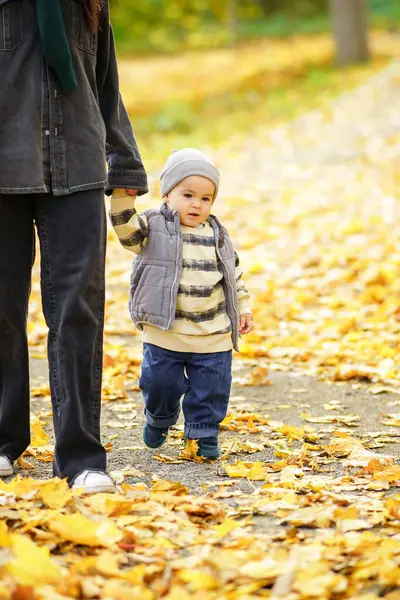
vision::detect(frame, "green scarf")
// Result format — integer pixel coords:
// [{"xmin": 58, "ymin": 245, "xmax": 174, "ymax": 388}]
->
[{"xmin": 36, "ymin": 0, "xmax": 78, "ymax": 93}]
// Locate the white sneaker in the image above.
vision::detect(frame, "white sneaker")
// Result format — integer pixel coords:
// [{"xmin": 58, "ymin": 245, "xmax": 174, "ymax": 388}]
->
[
  {"xmin": 0, "ymin": 455, "xmax": 13, "ymax": 477},
  {"xmin": 72, "ymin": 470, "xmax": 116, "ymax": 494}
]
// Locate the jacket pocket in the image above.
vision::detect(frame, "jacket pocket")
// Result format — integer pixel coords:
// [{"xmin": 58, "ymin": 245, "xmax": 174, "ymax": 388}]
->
[
  {"xmin": 71, "ymin": 0, "xmax": 97, "ymax": 55},
  {"xmin": 0, "ymin": 0, "xmax": 23, "ymax": 52}
]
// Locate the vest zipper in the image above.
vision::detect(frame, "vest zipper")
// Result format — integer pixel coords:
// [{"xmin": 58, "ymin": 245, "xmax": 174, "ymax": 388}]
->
[
  {"xmin": 167, "ymin": 222, "xmax": 182, "ymax": 329},
  {"xmin": 216, "ymin": 241, "xmax": 240, "ymax": 344}
]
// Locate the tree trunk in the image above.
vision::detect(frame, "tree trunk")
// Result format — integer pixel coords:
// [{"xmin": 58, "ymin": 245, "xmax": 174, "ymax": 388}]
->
[
  {"xmin": 330, "ymin": 0, "xmax": 369, "ymax": 65},
  {"xmin": 227, "ymin": 0, "xmax": 238, "ymax": 38},
  {"xmin": 257, "ymin": 0, "xmax": 281, "ymax": 17}
]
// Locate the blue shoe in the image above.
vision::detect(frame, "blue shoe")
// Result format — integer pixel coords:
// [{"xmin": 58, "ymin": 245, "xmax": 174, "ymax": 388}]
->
[
  {"xmin": 143, "ymin": 424, "xmax": 169, "ymax": 449},
  {"xmin": 197, "ymin": 437, "xmax": 220, "ymax": 460}
]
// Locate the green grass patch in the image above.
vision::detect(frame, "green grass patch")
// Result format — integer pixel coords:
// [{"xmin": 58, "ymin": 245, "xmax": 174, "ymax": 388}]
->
[
  {"xmin": 133, "ymin": 56, "xmax": 389, "ymax": 169},
  {"xmin": 237, "ymin": 15, "xmax": 330, "ymax": 40}
]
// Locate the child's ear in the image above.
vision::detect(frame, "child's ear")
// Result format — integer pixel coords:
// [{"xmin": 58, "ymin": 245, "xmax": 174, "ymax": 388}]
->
[{"xmin": 163, "ymin": 195, "xmax": 169, "ymax": 204}]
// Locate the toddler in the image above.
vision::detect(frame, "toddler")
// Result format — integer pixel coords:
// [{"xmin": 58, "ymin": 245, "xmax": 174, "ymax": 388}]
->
[{"xmin": 111, "ymin": 149, "xmax": 253, "ymax": 459}]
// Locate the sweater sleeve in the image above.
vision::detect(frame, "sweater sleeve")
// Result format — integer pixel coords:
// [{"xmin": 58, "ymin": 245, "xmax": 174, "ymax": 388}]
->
[
  {"xmin": 110, "ymin": 190, "xmax": 148, "ymax": 254},
  {"xmin": 234, "ymin": 252, "xmax": 252, "ymax": 314}
]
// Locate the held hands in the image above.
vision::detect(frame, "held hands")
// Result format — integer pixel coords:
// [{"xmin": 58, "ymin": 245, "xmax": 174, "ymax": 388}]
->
[
  {"xmin": 239, "ymin": 313, "xmax": 253, "ymax": 335},
  {"xmin": 111, "ymin": 189, "xmax": 137, "ymax": 202}
]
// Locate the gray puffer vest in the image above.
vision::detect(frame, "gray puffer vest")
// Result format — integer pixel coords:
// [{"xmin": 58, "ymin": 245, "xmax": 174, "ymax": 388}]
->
[{"xmin": 129, "ymin": 203, "xmax": 240, "ymax": 350}]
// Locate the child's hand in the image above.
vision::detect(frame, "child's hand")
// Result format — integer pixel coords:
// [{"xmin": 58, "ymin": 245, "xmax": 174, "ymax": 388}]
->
[
  {"xmin": 111, "ymin": 189, "xmax": 137, "ymax": 201},
  {"xmin": 239, "ymin": 313, "xmax": 253, "ymax": 335}
]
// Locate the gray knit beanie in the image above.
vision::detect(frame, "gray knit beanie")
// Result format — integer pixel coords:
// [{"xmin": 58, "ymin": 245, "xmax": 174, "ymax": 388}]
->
[{"xmin": 160, "ymin": 148, "xmax": 220, "ymax": 199}]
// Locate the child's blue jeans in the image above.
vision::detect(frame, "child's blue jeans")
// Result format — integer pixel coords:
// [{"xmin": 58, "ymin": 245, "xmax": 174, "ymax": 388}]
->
[{"xmin": 140, "ymin": 343, "xmax": 232, "ymax": 439}]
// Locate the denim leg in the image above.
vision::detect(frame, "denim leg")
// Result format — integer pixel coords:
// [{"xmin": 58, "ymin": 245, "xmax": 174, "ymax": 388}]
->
[
  {"xmin": 34, "ymin": 190, "xmax": 107, "ymax": 482},
  {"xmin": 0, "ymin": 196, "xmax": 34, "ymax": 461},
  {"xmin": 183, "ymin": 350, "xmax": 232, "ymax": 439},
  {"xmin": 140, "ymin": 343, "xmax": 188, "ymax": 428}
]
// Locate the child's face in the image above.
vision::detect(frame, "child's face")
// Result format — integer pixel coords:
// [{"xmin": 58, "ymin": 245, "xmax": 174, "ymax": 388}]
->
[{"xmin": 164, "ymin": 176, "xmax": 215, "ymax": 227}]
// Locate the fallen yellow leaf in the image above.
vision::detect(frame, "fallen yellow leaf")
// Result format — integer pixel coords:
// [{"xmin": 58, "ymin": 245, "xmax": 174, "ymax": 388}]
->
[{"xmin": 7, "ymin": 534, "xmax": 62, "ymax": 586}]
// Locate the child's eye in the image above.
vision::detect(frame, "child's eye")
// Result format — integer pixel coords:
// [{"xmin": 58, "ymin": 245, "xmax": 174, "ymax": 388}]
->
[
  {"xmin": 184, "ymin": 193, "xmax": 192, "ymax": 198},
  {"xmin": 202, "ymin": 197, "xmax": 211, "ymax": 202}
]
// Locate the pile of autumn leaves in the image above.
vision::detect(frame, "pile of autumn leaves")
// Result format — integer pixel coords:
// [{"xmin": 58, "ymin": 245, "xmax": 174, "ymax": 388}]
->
[{"xmin": 2, "ymin": 434, "xmax": 400, "ymax": 600}]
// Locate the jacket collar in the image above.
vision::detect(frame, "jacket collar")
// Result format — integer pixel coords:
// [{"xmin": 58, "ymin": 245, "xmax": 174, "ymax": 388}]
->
[
  {"xmin": 208, "ymin": 214, "xmax": 226, "ymax": 245},
  {"xmin": 160, "ymin": 202, "xmax": 175, "ymax": 222}
]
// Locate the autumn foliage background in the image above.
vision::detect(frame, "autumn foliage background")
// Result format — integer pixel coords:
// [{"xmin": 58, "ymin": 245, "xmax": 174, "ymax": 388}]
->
[{"xmin": 6, "ymin": 1, "xmax": 400, "ymax": 599}]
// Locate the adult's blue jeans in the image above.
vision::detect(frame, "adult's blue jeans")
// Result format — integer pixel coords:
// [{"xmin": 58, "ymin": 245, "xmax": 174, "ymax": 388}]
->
[
  {"xmin": 140, "ymin": 343, "xmax": 232, "ymax": 439},
  {"xmin": 0, "ymin": 190, "xmax": 107, "ymax": 483}
]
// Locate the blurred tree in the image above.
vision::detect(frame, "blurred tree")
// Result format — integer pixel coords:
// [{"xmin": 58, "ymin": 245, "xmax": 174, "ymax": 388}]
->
[
  {"xmin": 256, "ymin": 0, "xmax": 326, "ymax": 17},
  {"xmin": 257, "ymin": 0, "xmax": 280, "ymax": 15},
  {"xmin": 227, "ymin": 0, "xmax": 238, "ymax": 37},
  {"xmin": 330, "ymin": 0, "xmax": 369, "ymax": 64}
]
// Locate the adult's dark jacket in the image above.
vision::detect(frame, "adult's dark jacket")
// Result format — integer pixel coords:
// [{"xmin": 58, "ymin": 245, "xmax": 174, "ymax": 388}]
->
[{"xmin": 0, "ymin": 0, "xmax": 147, "ymax": 196}]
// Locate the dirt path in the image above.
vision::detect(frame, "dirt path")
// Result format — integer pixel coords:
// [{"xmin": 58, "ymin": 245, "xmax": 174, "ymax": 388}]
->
[{"xmin": 29, "ymin": 356, "xmax": 400, "ymax": 491}]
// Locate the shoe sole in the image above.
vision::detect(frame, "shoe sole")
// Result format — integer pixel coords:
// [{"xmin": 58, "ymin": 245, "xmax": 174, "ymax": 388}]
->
[
  {"xmin": 0, "ymin": 467, "xmax": 13, "ymax": 477},
  {"xmin": 73, "ymin": 484, "xmax": 116, "ymax": 494},
  {"xmin": 198, "ymin": 454, "xmax": 220, "ymax": 461}
]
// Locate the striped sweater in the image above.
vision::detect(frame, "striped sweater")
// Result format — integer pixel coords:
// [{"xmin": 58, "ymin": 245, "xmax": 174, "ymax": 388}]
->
[{"xmin": 111, "ymin": 192, "xmax": 251, "ymax": 353}]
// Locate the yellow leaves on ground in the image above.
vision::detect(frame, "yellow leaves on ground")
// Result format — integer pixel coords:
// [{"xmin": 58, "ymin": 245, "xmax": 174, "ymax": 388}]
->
[
  {"xmin": 0, "ymin": 521, "xmax": 10, "ymax": 547},
  {"xmin": 241, "ymin": 365, "xmax": 271, "ymax": 386},
  {"xmin": 222, "ymin": 460, "xmax": 268, "ymax": 480},
  {"xmin": 381, "ymin": 413, "xmax": 400, "ymax": 427},
  {"xmin": 212, "ymin": 517, "xmax": 241, "ymax": 538},
  {"xmin": 151, "ymin": 479, "xmax": 188, "ymax": 495},
  {"xmin": 85, "ymin": 494, "xmax": 136, "ymax": 517},
  {"xmin": 95, "ymin": 551, "xmax": 147, "ymax": 584},
  {"xmin": 240, "ymin": 556, "xmax": 282, "ymax": 580},
  {"xmin": 221, "ymin": 438, "xmax": 265, "ymax": 457},
  {"xmin": 0, "ymin": 477, "xmax": 72, "ymax": 509},
  {"xmin": 102, "ymin": 581, "xmax": 153, "ymax": 600},
  {"xmin": 49, "ymin": 513, "xmax": 123, "ymax": 547},
  {"xmin": 178, "ymin": 570, "xmax": 220, "ymax": 591},
  {"xmin": 6, "ymin": 534, "xmax": 62, "ymax": 586},
  {"xmin": 16, "ymin": 458, "xmax": 35, "ymax": 470},
  {"xmin": 325, "ymin": 432, "xmax": 393, "ymax": 467},
  {"xmin": 1, "ymin": 465, "xmax": 400, "ymax": 598},
  {"xmin": 221, "ymin": 412, "xmax": 270, "ymax": 433},
  {"xmin": 179, "ymin": 439, "xmax": 202, "ymax": 462},
  {"xmin": 326, "ymin": 432, "xmax": 366, "ymax": 457},
  {"xmin": 301, "ymin": 413, "xmax": 360, "ymax": 427},
  {"xmin": 293, "ymin": 565, "xmax": 346, "ymax": 598},
  {"xmin": 281, "ymin": 504, "xmax": 336, "ymax": 528},
  {"xmin": 102, "ymin": 347, "xmax": 142, "ymax": 402},
  {"xmin": 30, "ymin": 416, "xmax": 50, "ymax": 447},
  {"xmin": 19, "ymin": 416, "xmax": 55, "ymax": 465},
  {"xmin": 38, "ymin": 479, "xmax": 73, "ymax": 509}
]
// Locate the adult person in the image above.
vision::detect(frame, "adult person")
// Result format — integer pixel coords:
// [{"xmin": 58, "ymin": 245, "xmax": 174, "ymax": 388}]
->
[{"xmin": 0, "ymin": 0, "xmax": 147, "ymax": 493}]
